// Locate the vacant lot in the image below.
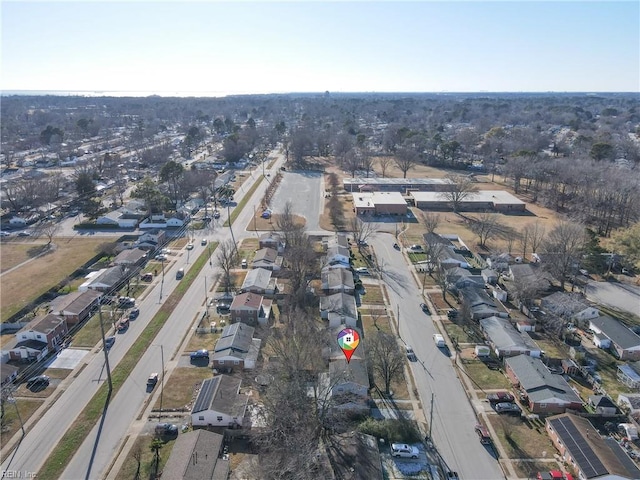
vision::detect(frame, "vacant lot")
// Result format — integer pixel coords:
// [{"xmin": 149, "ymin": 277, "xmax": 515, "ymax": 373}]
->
[
  {"xmin": 0, "ymin": 237, "xmax": 109, "ymax": 321},
  {"xmin": 488, "ymin": 414, "xmax": 556, "ymax": 460},
  {"xmin": 153, "ymin": 367, "xmax": 213, "ymax": 410},
  {"xmin": 0, "ymin": 398, "xmax": 43, "ymax": 450},
  {"xmin": 116, "ymin": 432, "xmax": 177, "ymax": 480}
]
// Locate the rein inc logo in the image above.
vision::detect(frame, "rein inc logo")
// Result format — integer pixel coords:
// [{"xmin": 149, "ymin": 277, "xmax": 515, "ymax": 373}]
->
[
  {"xmin": 1, "ymin": 472, "xmax": 37, "ymax": 478},
  {"xmin": 337, "ymin": 328, "xmax": 360, "ymax": 363}
]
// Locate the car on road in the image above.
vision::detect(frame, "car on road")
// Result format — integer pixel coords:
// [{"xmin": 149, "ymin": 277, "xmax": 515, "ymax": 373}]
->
[
  {"xmin": 241, "ymin": 259, "xmax": 247, "ymax": 269},
  {"xmin": 486, "ymin": 392, "xmax": 515, "ymax": 404},
  {"xmin": 213, "ymin": 210, "xmax": 220, "ymax": 219},
  {"xmin": 128, "ymin": 308, "xmax": 140, "ymax": 319},
  {"xmin": 154, "ymin": 254, "xmax": 167, "ymax": 261},
  {"xmin": 391, "ymin": 443, "xmax": 419, "ymax": 458},
  {"xmin": 26, "ymin": 375, "xmax": 50, "ymax": 388},
  {"xmin": 118, "ymin": 296, "xmax": 135, "ymax": 308},
  {"xmin": 201, "ymin": 238, "xmax": 207, "ymax": 245},
  {"xmin": 104, "ymin": 336, "xmax": 116, "ymax": 349},
  {"xmin": 190, "ymin": 349, "xmax": 210, "ymax": 361},
  {"xmin": 116, "ymin": 318, "xmax": 129, "ymax": 332},
  {"xmin": 393, "ymin": 243, "xmax": 400, "ymax": 250},
  {"xmin": 0, "ymin": 231, "xmax": 10, "ymax": 237},
  {"xmin": 433, "ymin": 333, "xmax": 446, "ymax": 347},
  {"xmin": 17, "ymin": 231, "xmax": 31, "ymax": 237},
  {"xmin": 355, "ymin": 267, "xmax": 370, "ymax": 275},
  {"xmin": 155, "ymin": 423, "xmax": 178, "ymax": 436},
  {"xmin": 405, "ymin": 345, "xmax": 416, "ymax": 361},
  {"xmin": 186, "ymin": 243, "xmax": 194, "ymax": 250},
  {"xmin": 494, "ymin": 402, "xmax": 521, "ymax": 415},
  {"xmin": 420, "ymin": 303, "xmax": 430, "ymax": 314},
  {"xmin": 147, "ymin": 373, "xmax": 159, "ymax": 389},
  {"xmin": 176, "ymin": 268, "xmax": 185, "ymax": 280}
]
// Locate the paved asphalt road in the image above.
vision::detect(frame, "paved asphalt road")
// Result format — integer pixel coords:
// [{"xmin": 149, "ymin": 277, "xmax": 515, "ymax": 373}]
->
[
  {"xmin": 1, "ymin": 152, "xmax": 283, "ymax": 479},
  {"xmin": 370, "ymin": 234, "xmax": 505, "ymax": 480},
  {"xmin": 584, "ymin": 280, "xmax": 640, "ymax": 317}
]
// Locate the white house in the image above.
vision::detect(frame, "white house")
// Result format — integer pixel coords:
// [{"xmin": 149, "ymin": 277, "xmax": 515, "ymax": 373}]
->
[
  {"xmin": 190, "ymin": 375, "xmax": 248, "ymax": 428},
  {"xmin": 320, "ymin": 293, "xmax": 358, "ymax": 328},
  {"xmin": 96, "ymin": 209, "xmax": 138, "ymax": 228},
  {"xmin": 325, "ymin": 245, "xmax": 350, "ymax": 267}
]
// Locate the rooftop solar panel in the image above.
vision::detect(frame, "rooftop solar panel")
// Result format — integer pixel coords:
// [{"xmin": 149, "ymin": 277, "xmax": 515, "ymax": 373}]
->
[
  {"xmin": 552, "ymin": 416, "xmax": 608, "ymax": 479},
  {"xmin": 192, "ymin": 377, "xmax": 219, "ymax": 413}
]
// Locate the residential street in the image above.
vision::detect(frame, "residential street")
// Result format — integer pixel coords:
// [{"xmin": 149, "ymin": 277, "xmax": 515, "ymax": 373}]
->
[{"xmin": 370, "ymin": 234, "xmax": 505, "ymax": 479}]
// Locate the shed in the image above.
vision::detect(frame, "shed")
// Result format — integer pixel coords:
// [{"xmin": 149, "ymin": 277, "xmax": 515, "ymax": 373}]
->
[{"xmin": 475, "ymin": 345, "xmax": 491, "ymax": 357}]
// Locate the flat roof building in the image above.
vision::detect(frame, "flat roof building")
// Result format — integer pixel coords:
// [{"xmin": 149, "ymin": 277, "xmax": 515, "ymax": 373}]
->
[
  {"xmin": 410, "ymin": 190, "xmax": 526, "ymax": 212},
  {"xmin": 344, "ymin": 177, "xmax": 454, "ymax": 193},
  {"xmin": 352, "ymin": 191, "xmax": 407, "ymax": 215}
]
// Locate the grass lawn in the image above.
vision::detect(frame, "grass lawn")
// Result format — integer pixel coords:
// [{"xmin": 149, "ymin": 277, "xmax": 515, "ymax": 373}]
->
[
  {"xmin": 461, "ymin": 360, "xmax": 511, "ymax": 391},
  {"xmin": 360, "ymin": 284, "xmax": 385, "ymax": 305},
  {"xmin": 371, "ymin": 369, "xmax": 409, "ymax": 401},
  {"xmin": 71, "ymin": 311, "xmax": 112, "ymax": 348},
  {"xmin": 512, "ymin": 460, "xmax": 564, "ymax": 479},
  {"xmin": 442, "ymin": 320, "xmax": 479, "ymax": 344},
  {"xmin": 361, "ymin": 313, "xmax": 393, "ymax": 337},
  {"xmin": 214, "ymin": 271, "xmax": 246, "ymax": 292},
  {"xmin": 488, "ymin": 415, "xmax": 557, "ymax": 460},
  {"xmin": 153, "ymin": 367, "xmax": 213, "ymax": 410},
  {"xmin": 528, "ymin": 333, "xmax": 568, "ymax": 359},
  {"xmin": 185, "ymin": 331, "xmax": 221, "ymax": 352},
  {"xmin": 0, "ymin": 398, "xmax": 44, "ymax": 450},
  {"xmin": 0, "ymin": 237, "xmax": 110, "ymax": 321},
  {"xmin": 116, "ymin": 433, "xmax": 177, "ymax": 480}
]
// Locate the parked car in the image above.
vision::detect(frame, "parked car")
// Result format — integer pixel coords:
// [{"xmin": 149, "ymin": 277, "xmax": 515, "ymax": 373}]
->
[
  {"xmin": 405, "ymin": 345, "xmax": 416, "ymax": 361},
  {"xmin": 494, "ymin": 402, "xmax": 521, "ymax": 415},
  {"xmin": 116, "ymin": 318, "xmax": 130, "ymax": 332},
  {"xmin": 486, "ymin": 392, "xmax": 515, "ymax": 404},
  {"xmin": 26, "ymin": 375, "xmax": 50, "ymax": 388},
  {"xmin": 17, "ymin": 231, "xmax": 31, "ymax": 237},
  {"xmin": 213, "ymin": 210, "xmax": 220, "ymax": 219},
  {"xmin": 241, "ymin": 259, "xmax": 247, "ymax": 268},
  {"xmin": 475, "ymin": 424, "xmax": 491, "ymax": 444},
  {"xmin": 393, "ymin": 243, "xmax": 400, "ymax": 250},
  {"xmin": 155, "ymin": 423, "xmax": 178, "ymax": 436},
  {"xmin": 154, "ymin": 253, "xmax": 167, "ymax": 261},
  {"xmin": 201, "ymin": 238, "xmax": 207, "ymax": 246},
  {"xmin": 0, "ymin": 231, "xmax": 11, "ymax": 237},
  {"xmin": 176, "ymin": 268, "xmax": 184, "ymax": 280},
  {"xmin": 408, "ymin": 244, "xmax": 423, "ymax": 252},
  {"xmin": 447, "ymin": 309, "xmax": 459, "ymax": 319},
  {"xmin": 141, "ymin": 272, "xmax": 153, "ymax": 282},
  {"xmin": 357, "ymin": 240, "xmax": 368, "ymax": 246},
  {"xmin": 118, "ymin": 297, "xmax": 135, "ymax": 308},
  {"xmin": 420, "ymin": 303, "xmax": 430, "ymax": 314},
  {"xmin": 128, "ymin": 308, "xmax": 140, "ymax": 319},
  {"xmin": 355, "ymin": 267, "xmax": 370, "ymax": 275},
  {"xmin": 391, "ymin": 443, "xmax": 419, "ymax": 458},
  {"xmin": 186, "ymin": 243, "xmax": 194, "ymax": 250},
  {"xmin": 190, "ymin": 349, "xmax": 210, "ymax": 361},
  {"xmin": 104, "ymin": 336, "xmax": 116, "ymax": 349}
]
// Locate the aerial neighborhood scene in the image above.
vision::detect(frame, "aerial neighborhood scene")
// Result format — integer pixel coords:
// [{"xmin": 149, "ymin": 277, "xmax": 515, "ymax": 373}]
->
[{"xmin": 1, "ymin": 2, "xmax": 639, "ymax": 480}]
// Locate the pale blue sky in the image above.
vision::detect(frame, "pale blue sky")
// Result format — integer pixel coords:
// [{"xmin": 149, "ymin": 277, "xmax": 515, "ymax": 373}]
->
[{"xmin": 2, "ymin": 1, "xmax": 639, "ymax": 94}]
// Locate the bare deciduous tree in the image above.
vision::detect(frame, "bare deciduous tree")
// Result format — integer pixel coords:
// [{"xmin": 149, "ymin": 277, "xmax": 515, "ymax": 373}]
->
[
  {"xmin": 469, "ymin": 212, "xmax": 505, "ymax": 248},
  {"xmin": 216, "ymin": 239, "xmax": 238, "ymax": 293},
  {"xmin": 368, "ymin": 331, "xmax": 404, "ymax": 395},
  {"xmin": 522, "ymin": 220, "xmax": 546, "ymax": 255},
  {"xmin": 440, "ymin": 174, "xmax": 478, "ymax": 213},
  {"xmin": 541, "ymin": 220, "xmax": 586, "ymax": 290},
  {"xmin": 349, "ymin": 217, "xmax": 378, "ymax": 251},
  {"xmin": 421, "ymin": 211, "xmax": 440, "ymax": 234},
  {"xmin": 394, "ymin": 147, "xmax": 418, "ymax": 178},
  {"xmin": 378, "ymin": 157, "xmax": 393, "ymax": 178},
  {"xmin": 37, "ymin": 221, "xmax": 61, "ymax": 247}
]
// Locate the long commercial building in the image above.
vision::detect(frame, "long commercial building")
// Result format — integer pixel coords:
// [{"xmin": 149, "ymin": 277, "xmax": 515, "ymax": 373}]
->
[{"xmin": 343, "ymin": 177, "xmax": 454, "ymax": 193}]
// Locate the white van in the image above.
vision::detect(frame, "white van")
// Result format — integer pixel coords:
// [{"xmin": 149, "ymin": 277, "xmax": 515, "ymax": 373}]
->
[{"xmin": 433, "ymin": 333, "xmax": 446, "ymax": 348}]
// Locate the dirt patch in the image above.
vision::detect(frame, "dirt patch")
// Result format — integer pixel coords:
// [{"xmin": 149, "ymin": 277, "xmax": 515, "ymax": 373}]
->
[
  {"xmin": 154, "ymin": 367, "xmax": 214, "ymax": 411},
  {"xmin": 488, "ymin": 414, "xmax": 556, "ymax": 460}
]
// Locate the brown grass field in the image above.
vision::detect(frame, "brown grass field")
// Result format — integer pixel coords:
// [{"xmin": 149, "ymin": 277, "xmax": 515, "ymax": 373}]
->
[
  {"xmin": 153, "ymin": 367, "xmax": 213, "ymax": 410},
  {"xmin": 0, "ymin": 237, "xmax": 112, "ymax": 322},
  {"xmin": 116, "ymin": 433, "xmax": 177, "ymax": 480},
  {"xmin": 0, "ymin": 398, "xmax": 44, "ymax": 450}
]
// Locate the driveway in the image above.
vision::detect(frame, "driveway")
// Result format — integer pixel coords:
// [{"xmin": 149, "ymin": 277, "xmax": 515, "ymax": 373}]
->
[
  {"xmin": 585, "ymin": 280, "xmax": 640, "ymax": 316},
  {"xmin": 269, "ymin": 170, "xmax": 323, "ymax": 231}
]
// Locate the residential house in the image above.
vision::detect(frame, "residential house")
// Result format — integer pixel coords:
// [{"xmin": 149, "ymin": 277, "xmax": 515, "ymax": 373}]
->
[
  {"xmin": 259, "ymin": 232, "xmax": 285, "ymax": 253},
  {"xmin": 479, "ymin": 316, "xmax": 542, "ymax": 358},
  {"xmin": 322, "ymin": 358, "xmax": 370, "ymax": 414},
  {"xmin": 230, "ymin": 292, "xmax": 272, "ymax": 326},
  {"xmin": 589, "ymin": 316, "xmax": 640, "ymax": 361},
  {"xmin": 481, "ymin": 268, "xmax": 498, "ymax": 285},
  {"xmin": 446, "ymin": 267, "xmax": 484, "ymax": 290},
  {"xmin": 325, "ymin": 326, "xmax": 365, "ymax": 362},
  {"xmin": 9, "ymin": 216, "xmax": 27, "ymax": 227},
  {"xmin": 617, "ymin": 362, "xmax": 640, "ymax": 390},
  {"xmin": 251, "ymin": 247, "xmax": 282, "ymax": 272},
  {"xmin": 324, "ymin": 432, "xmax": 384, "ymax": 480},
  {"xmin": 320, "ymin": 293, "xmax": 358, "ymax": 328},
  {"xmin": 326, "ymin": 233, "xmax": 350, "ymax": 249},
  {"xmin": 78, "ymin": 266, "xmax": 129, "ymax": 292},
  {"xmin": 239, "ymin": 268, "xmax": 278, "ymax": 296},
  {"xmin": 423, "ymin": 232, "xmax": 457, "ymax": 250},
  {"xmin": 540, "ymin": 292, "xmax": 600, "ymax": 324},
  {"xmin": 322, "ymin": 268, "xmax": 355, "ymax": 295},
  {"xmin": 212, "ymin": 323, "xmax": 261, "ymax": 371},
  {"xmin": 325, "ymin": 244, "xmax": 351, "ymax": 267},
  {"xmin": 506, "ymin": 264, "xmax": 551, "ymax": 301},
  {"xmin": 617, "ymin": 393, "xmax": 640, "ymax": 416},
  {"xmin": 49, "ymin": 289, "xmax": 102, "ymax": 325},
  {"xmin": 161, "ymin": 430, "xmax": 229, "ymax": 480},
  {"xmin": 111, "ymin": 247, "xmax": 147, "ymax": 267},
  {"xmin": 546, "ymin": 413, "xmax": 640, "ymax": 480},
  {"xmin": 436, "ymin": 248, "xmax": 470, "ymax": 269},
  {"xmin": 505, "ymin": 354, "xmax": 583, "ymax": 414},
  {"xmin": 96, "ymin": 209, "xmax": 138, "ymax": 228},
  {"xmin": 139, "ymin": 213, "xmax": 187, "ymax": 229},
  {"xmin": 191, "ymin": 375, "xmax": 248, "ymax": 428},
  {"xmin": 588, "ymin": 395, "xmax": 618, "ymax": 416},
  {"xmin": 135, "ymin": 229, "xmax": 167, "ymax": 250},
  {"xmin": 460, "ymin": 286, "xmax": 506, "ymax": 320},
  {"xmin": 2, "ymin": 314, "xmax": 69, "ymax": 363}
]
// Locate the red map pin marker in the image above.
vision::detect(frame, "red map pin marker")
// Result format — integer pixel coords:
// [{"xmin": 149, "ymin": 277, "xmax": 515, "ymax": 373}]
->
[{"xmin": 337, "ymin": 328, "xmax": 360, "ymax": 363}]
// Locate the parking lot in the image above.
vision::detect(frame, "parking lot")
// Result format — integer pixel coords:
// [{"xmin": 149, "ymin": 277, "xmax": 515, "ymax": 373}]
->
[{"xmin": 269, "ymin": 170, "xmax": 323, "ymax": 231}]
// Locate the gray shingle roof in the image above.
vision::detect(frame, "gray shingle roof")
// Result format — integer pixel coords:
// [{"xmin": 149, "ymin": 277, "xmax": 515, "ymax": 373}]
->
[
  {"xmin": 241, "ymin": 268, "xmax": 272, "ymax": 290},
  {"xmin": 161, "ymin": 430, "xmax": 229, "ymax": 480},
  {"xmin": 191, "ymin": 375, "xmax": 247, "ymax": 417},
  {"xmin": 506, "ymin": 355, "xmax": 581, "ymax": 404},
  {"xmin": 480, "ymin": 316, "xmax": 541, "ymax": 355},
  {"xmin": 320, "ymin": 293, "xmax": 357, "ymax": 318},
  {"xmin": 590, "ymin": 315, "xmax": 640, "ymax": 350}
]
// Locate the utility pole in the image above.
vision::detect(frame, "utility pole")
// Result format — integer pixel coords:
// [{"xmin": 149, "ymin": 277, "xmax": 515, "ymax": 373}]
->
[
  {"xmin": 397, "ymin": 304, "xmax": 400, "ymax": 338},
  {"xmin": 98, "ymin": 306, "xmax": 113, "ymax": 392},
  {"xmin": 159, "ymin": 257, "xmax": 165, "ymax": 302},
  {"xmin": 428, "ymin": 392, "xmax": 435, "ymax": 441},
  {"xmin": 159, "ymin": 345, "xmax": 164, "ymax": 420}
]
